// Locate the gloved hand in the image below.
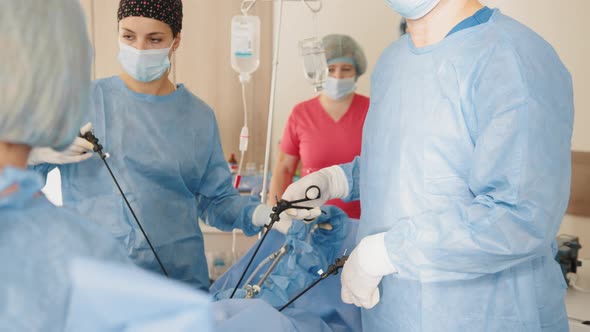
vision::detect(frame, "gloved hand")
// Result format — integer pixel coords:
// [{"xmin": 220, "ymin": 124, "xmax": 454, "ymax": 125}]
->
[
  {"xmin": 252, "ymin": 203, "xmax": 325, "ymax": 234},
  {"xmin": 27, "ymin": 122, "xmax": 95, "ymax": 166},
  {"xmin": 281, "ymin": 165, "xmax": 349, "ymax": 220},
  {"xmin": 341, "ymin": 232, "xmax": 397, "ymax": 309},
  {"xmin": 252, "ymin": 204, "xmax": 293, "ymax": 234}
]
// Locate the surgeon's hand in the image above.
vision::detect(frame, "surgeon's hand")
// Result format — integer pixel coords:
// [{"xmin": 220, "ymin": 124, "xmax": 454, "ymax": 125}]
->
[
  {"xmin": 27, "ymin": 122, "xmax": 95, "ymax": 166},
  {"xmin": 252, "ymin": 204, "xmax": 293, "ymax": 234},
  {"xmin": 281, "ymin": 165, "xmax": 349, "ymax": 220},
  {"xmin": 341, "ymin": 232, "xmax": 397, "ymax": 309}
]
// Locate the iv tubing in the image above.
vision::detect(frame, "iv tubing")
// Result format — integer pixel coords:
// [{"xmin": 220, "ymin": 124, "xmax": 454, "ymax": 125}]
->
[{"xmin": 261, "ymin": 0, "xmax": 285, "ymax": 204}]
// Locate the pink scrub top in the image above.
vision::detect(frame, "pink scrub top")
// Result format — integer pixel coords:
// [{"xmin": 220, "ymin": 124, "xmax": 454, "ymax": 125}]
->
[{"xmin": 280, "ymin": 93, "xmax": 370, "ymax": 219}]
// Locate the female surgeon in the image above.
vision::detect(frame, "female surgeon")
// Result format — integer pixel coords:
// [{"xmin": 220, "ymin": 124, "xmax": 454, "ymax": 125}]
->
[{"xmin": 28, "ymin": 0, "xmax": 277, "ymax": 291}]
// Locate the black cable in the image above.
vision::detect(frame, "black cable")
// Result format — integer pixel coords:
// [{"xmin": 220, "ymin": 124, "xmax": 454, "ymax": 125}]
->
[
  {"xmin": 82, "ymin": 132, "xmax": 169, "ymax": 277},
  {"xmin": 279, "ymin": 255, "xmax": 348, "ymax": 312},
  {"xmin": 279, "ymin": 277, "xmax": 322, "ymax": 312}
]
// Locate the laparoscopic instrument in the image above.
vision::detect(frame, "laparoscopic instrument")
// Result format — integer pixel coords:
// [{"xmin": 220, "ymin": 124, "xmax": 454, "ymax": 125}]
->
[
  {"xmin": 279, "ymin": 253, "xmax": 348, "ymax": 312},
  {"xmin": 81, "ymin": 131, "xmax": 169, "ymax": 277},
  {"xmin": 243, "ymin": 243, "xmax": 292, "ymax": 299},
  {"xmin": 229, "ymin": 185, "xmax": 322, "ymax": 298}
]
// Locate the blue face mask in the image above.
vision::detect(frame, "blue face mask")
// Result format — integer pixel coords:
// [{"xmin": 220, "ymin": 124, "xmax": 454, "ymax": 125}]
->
[
  {"xmin": 323, "ymin": 77, "xmax": 356, "ymax": 100},
  {"xmin": 384, "ymin": 0, "xmax": 441, "ymax": 19},
  {"xmin": 117, "ymin": 40, "xmax": 175, "ymax": 83}
]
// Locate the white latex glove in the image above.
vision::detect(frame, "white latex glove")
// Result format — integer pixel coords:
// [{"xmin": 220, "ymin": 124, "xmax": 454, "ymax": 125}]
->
[
  {"xmin": 281, "ymin": 165, "xmax": 349, "ymax": 220},
  {"xmin": 252, "ymin": 204, "xmax": 324, "ymax": 233},
  {"xmin": 341, "ymin": 233, "xmax": 397, "ymax": 309},
  {"xmin": 27, "ymin": 122, "xmax": 95, "ymax": 166},
  {"xmin": 252, "ymin": 204, "xmax": 292, "ymax": 234}
]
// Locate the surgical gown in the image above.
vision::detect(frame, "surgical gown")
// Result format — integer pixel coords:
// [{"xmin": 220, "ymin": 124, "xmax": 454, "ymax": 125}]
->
[
  {"xmin": 340, "ymin": 9, "xmax": 574, "ymax": 331},
  {"xmin": 65, "ymin": 258, "xmax": 212, "ymax": 332},
  {"xmin": 0, "ymin": 167, "xmax": 131, "ymax": 332},
  {"xmin": 33, "ymin": 77, "xmax": 261, "ymax": 290}
]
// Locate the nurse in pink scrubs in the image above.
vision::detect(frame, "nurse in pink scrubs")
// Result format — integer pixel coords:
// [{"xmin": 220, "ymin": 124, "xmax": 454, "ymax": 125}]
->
[{"xmin": 268, "ymin": 34, "xmax": 368, "ymax": 219}]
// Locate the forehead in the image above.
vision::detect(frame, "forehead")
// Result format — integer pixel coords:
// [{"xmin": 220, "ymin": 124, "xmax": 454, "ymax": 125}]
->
[
  {"xmin": 328, "ymin": 62, "xmax": 355, "ymax": 68},
  {"xmin": 119, "ymin": 16, "xmax": 172, "ymax": 35}
]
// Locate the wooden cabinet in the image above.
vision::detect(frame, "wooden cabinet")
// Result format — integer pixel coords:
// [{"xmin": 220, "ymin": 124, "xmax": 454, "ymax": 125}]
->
[{"xmin": 568, "ymin": 152, "xmax": 590, "ymax": 217}]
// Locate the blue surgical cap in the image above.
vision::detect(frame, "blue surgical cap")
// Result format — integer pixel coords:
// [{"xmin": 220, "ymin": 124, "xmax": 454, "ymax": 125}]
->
[
  {"xmin": 0, "ymin": 0, "xmax": 92, "ymax": 150},
  {"xmin": 322, "ymin": 34, "xmax": 367, "ymax": 77}
]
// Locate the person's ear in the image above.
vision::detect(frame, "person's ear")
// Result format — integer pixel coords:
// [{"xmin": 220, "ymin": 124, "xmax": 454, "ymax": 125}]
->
[{"xmin": 173, "ymin": 32, "xmax": 182, "ymax": 51}]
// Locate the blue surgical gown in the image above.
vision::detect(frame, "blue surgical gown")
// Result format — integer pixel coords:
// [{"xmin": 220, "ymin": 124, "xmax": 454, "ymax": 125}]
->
[
  {"xmin": 340, "ymin": 9, "xmax": 574, "ymax": 331},
  {"xmin": 33, "ymin": 77, "xmax": 261, "ymax": 290},
  {"xmin": 65, "ymin": 258, "xmax": 212, "ymax": 332},
  {"xmin": 0, "ymin": 167, "xmax": 131, "ymax": 332},
  {"xmin": 213, "ymin": 299, "xmax": 334, "ymax": 332}
]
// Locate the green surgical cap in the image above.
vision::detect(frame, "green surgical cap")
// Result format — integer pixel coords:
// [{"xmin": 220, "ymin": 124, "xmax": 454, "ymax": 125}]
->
[
  {"xmin": 0, "ymin": 0, "xmax": 92, "ymax": 149},
  {"xmin": 322, "ymin": 34, "xmax": 367, "ymax": 77}
]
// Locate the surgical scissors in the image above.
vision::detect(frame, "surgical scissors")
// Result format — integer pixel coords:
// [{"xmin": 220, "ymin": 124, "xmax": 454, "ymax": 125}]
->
[
  {"xmin": 279, "ymin": 252, "xmax": 349, "ymax": 312},
  {"xmin": 270, "ymin": 185, "xmax": 322, "ymax": 223}
]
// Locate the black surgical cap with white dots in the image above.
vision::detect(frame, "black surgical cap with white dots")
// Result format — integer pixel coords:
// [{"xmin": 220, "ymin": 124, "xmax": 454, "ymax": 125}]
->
[{"xmin": 118, "ymin": 0, "xmax": 183, "ymax": 35}]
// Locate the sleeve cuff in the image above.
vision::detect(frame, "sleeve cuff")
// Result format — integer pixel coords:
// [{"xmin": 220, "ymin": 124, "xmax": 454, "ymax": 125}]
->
[
  {"xmin": 338, "ymin": 158, "xmax": 359, "ymax": 202},
  {"xmin": 357, "ymin": 232, "xmax": 397, "ymax": 277},
  {"xmin": 321, "ymin": 165, "xmax": 350, "ymax": 199}
]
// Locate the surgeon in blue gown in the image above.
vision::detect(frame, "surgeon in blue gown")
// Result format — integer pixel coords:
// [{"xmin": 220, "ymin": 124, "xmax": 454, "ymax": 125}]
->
[
  {"xmin": 282, "ymin": 0, "xmax": 575, "ymax": 331},
  {"xmin": 27, "ymin": 0, "xmax": 276, "ymax": 291},
  {"xmin": 0, "ymin": 1, "xmax": 129, "ymax": 330},
  {"xmin": 1, "ymin": 2, "xmax": 213, "ymax": 330}
]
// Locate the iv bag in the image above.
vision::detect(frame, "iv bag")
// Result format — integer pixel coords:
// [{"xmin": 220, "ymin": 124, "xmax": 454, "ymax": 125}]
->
[
  {"xmin": 231, "ymin": 15, "xmax": 261, "ymax": 82},
  {"xmin": 299, "ymin": 37, "xmax": 328, "ymax": 92}
]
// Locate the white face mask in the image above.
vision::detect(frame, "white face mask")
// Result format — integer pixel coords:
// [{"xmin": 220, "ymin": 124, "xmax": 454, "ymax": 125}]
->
[
  {"xmin": 384, "ymin": 0, "xmax": 441, "ymax": 19},
  {"xmin": 117, "ymin": 40, "xmax": 175, "ymax": 83},
  {"xmin": 323, "ymin": 77, "xmax": 356, "ymax": 100}
]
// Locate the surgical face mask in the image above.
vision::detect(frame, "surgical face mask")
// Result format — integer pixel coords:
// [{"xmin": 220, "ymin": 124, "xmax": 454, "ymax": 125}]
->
[
  {"xmin": 384, "ymin": 0, "xmax": 441, "ymax": 19},
  {"xmin": 323, "ymin": 77, "xmax": 356, "ymax": 100},
  {"xmin": 117, "ymin": 40, "xmax": 175, "ymax": 83}
]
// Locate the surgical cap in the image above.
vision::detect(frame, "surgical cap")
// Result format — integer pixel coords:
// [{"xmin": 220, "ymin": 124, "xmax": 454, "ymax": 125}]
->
[
  {"xmin": 322, "ymin": 34, "xmax": 367, "ymax": 77},
  {"xmin": 118, "ymin": 0, "xmax": 183, "ymax": 34},
  {"xmin": 0, "ymin": 0, "xmax": 92, "ymax": 150}
]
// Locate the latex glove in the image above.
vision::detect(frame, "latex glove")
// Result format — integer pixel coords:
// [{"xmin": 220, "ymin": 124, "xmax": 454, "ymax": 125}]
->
[
  {"xmin": 252, "ymin": 204, "xmax": 325, "ymax": 233},
  {"xmin": 27, "ymin": 122, "xmax": 95, "ymax": 166},
  {"xmin": 281, "ymin": 165, "xmax": 349, "ymax": 220},
  {"xmin": 341, "ymin": 233, "xmax": 397, "ymax": 309},
  {"xmin": 252, "ymin": 204, "xmax": 293, "ymax": 234}
]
